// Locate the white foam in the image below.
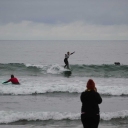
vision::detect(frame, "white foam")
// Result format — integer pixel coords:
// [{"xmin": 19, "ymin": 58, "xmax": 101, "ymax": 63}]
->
[
  {"xmin": 0, "ymin": 111, "xmax": 80, "ymax": 124},
  {"xmin": 0, "ymin": 80, "xmax": 83, "ymax": 95},
  {"xmin": 47, "ymin": 64, "xmax": 63, "ymax": 74},
  {"xmin": 25, "ymin": 63, "xmax": 70, "ymax": 74},
  {"xmin": 101, "ymin": 110, "xmax": 128, "ymax": 120},
  {"xmin": 98, "ymin": 85, "xmax": 128, "ymax": 96},
  {"xmin": 0, "ymin": 110, "xmax": 128, "ymax": 124},
  {"xmin": 25, "ymin": 63, "xmax": 45, "ymax": 69},
  {"xmin": 1, "ymin": 78, "xmax": 128, "ymax": 95}
]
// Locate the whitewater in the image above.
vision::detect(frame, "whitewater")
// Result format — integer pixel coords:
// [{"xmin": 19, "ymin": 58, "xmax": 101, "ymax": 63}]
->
[
  {"xmin": 0, "ymin": 76, "xmax": 128, "ymax": 96},
  {"xmin": 0, "ymin": 110, "xmax": 128, "ymax": 124}
]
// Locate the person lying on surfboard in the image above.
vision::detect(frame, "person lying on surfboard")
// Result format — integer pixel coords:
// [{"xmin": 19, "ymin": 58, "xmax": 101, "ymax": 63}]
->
[
  {"xmin": 3, "ymin": 74, "xmax": 20, "ymax": 85},
  {"xmin": 64, "ymin": 51, "xmax": 75, "ymax": 69}
]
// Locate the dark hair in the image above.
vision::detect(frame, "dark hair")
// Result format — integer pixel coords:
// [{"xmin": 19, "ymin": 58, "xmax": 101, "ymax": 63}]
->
[
  {"xmin": 11, "ymin": 75, "xmax": 14, "ymax": 78},
  {"xmin": 86, "ymin": 79, "xmax": 95, "ymax": 90}
]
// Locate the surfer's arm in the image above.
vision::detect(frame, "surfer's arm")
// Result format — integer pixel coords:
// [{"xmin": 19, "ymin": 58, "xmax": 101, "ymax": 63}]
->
[
  {"xmin": 3, "ymin": 79, "xmax": 11, "ymax": 83},
  {"xmin": 70, "ymin": 51, "xmax": 75, "ymax": 55},
  {"xmin": 3, "ymin": 81, "xmax": 9, "ymax": 84}
]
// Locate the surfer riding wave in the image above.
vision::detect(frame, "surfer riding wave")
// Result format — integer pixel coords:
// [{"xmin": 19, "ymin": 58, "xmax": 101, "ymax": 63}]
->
[{"xmin": 64, "ymin": 51, "xmax": 75, "ymax": 69}]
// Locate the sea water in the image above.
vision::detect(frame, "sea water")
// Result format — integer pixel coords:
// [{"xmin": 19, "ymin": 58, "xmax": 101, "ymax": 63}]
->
[{"xmin": 0, "ymin": 40, "xmax": 128, "ymax": 128}]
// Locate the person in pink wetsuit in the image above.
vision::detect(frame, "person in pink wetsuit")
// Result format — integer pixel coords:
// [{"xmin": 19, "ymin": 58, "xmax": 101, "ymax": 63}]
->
[{"xmin": 3, "ymin": 75, "xmax": 20, "ymax": 85}]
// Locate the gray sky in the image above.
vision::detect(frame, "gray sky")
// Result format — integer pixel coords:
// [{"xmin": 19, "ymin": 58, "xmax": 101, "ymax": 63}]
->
[{"xmin": 0, "ymin": 0, "xmax": 128, "ymax": 40}]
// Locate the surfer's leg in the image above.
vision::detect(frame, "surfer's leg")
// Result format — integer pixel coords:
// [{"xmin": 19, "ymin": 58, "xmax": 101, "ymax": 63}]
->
[
  {"xmin": 64, "ymin": 59, "xmax": 66, "ymax": 68},
  {"xmin": 64, "ymin": 65, "xmax": 67, "ymax": 68},
  {"xmin": 67, "ymin": 60, "xmax": 69, "ymax": 69},
  {"xmin": 67, "ymin": 64, "xmax": 69, "ymax": 69},
  {"xmin": 64, "ymin": 59, "xmax": 68, "ymax": 68}
]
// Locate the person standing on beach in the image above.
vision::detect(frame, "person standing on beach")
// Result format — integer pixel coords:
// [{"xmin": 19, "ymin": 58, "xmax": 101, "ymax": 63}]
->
[
  {"xmin": 64, "ymin": 51, "xmax": 75, "ymax": 69},
  {"xmin": 3, "ymin": 74, "xmax": 20, "ymax": 85},
  {"xmin": 80, "ymin": 79, "xmax": 102, "ymax": 128}
]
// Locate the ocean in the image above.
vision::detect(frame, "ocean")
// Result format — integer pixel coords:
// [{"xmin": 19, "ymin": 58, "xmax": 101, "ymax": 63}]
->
[{"xmin": 0, "ymin": 40, "xmax": 128, "ymax": 128}]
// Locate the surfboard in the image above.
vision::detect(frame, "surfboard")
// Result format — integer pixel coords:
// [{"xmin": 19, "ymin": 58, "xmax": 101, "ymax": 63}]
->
[
  {"xmin": 67, "ymin": 69, "xmax": 71, "ymax": 71},
  {"xmin": 64, "ymin": 68, "xmax": 71, "ymax": 72},
  {"xmin": 64, "ymin": 65, "xmax": 72, "ymax": 70},
  {"xmin": 1, "ymin": 81, "xmax": 11, "ymax": 85},
  {"xmin": 63, "ymin": 67, "xmax": 72, "ymax": 76}
]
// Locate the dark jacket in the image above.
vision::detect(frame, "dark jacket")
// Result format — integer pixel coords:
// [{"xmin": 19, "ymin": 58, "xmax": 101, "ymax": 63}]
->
[{"xmin": 80, "ymin": 90, "xmax": 102, "ymax": 116}]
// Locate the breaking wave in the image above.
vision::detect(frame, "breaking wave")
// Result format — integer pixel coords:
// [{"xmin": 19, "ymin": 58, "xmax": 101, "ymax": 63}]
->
[
  {"xmin": 0, "ymin": 110, "xmax": 128, "ymax": 124},
  {"xmin": 0, "ymin": 82, "xmax": 128, "ymax": 96},
  {"xmin": 0, "ymin": 63, "xmax": 128, "ymax": 78}
]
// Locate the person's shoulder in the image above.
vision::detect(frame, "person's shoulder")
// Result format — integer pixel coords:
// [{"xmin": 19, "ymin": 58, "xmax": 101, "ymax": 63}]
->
[
  {"xmin": 81, "ymin": 91, "xmax": 84, "ymax": 95},
  {"xmin": 81, "ymin": 91, "xmax": 87, "ymax": 95},
  {"xmin": 81, "ymin": 91, "xmax": 86, "ymax": 93},
  {"xmin": 81, "ymin": 91, "xmax": 86, "ymax": 98},
  {"xmin": 94, "ymin": 91, "xmax": 101, "ymax": 97}
]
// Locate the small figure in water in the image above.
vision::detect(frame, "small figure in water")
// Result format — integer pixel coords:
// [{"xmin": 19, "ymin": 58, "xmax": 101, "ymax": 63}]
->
[
  {"xmin": 64, "ymin": 51, "xmax": 75, "ymax": 69},
  {"xmin": 3, "ymin": 74, "xmax": 20, "ymax": 85},
  {"xmin": 114, "ymin": 62, "xmax": 120, "ymax": 65}
]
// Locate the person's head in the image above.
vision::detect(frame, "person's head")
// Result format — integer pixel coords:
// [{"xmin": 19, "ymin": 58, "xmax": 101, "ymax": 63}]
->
[
  {"xmin": 86, "ymin": 79, "xmax": 95, "ymax": 90},
  {"xmin": 67, "ymin": 52, "xmax": 70, "ymax": 55},
  {"xmin": 11, "ymin": 75, "xmax": 14, "ymax": 78}
]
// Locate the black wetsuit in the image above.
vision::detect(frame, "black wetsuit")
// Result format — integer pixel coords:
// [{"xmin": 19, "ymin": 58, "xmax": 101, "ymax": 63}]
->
[
  {"xmin": 64, "ymin": 54, "xmax": 70, "ymax": 68},
  {"xmin": 80, "ymin": 90, "xmax": 102, "ymax": 128}
]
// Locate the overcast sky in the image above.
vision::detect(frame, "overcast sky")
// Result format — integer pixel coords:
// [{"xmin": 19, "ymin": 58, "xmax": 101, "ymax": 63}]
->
[{"xmin": 0, "ymin": 0, "xmax": 128, "ymax": 40}]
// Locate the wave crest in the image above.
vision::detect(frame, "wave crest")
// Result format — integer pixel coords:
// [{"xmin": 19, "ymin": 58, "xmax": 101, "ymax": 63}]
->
[
  {"xmin": 0, "ymin": 110, "xmax": 128, "ymax": 124},
  {"xmin": 0, "ymin": 63, "xmax": 128, "ymax": 78},
  {"xmin": 1, "ymin": 82, "xmax": 128, "ymax": 96}
]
